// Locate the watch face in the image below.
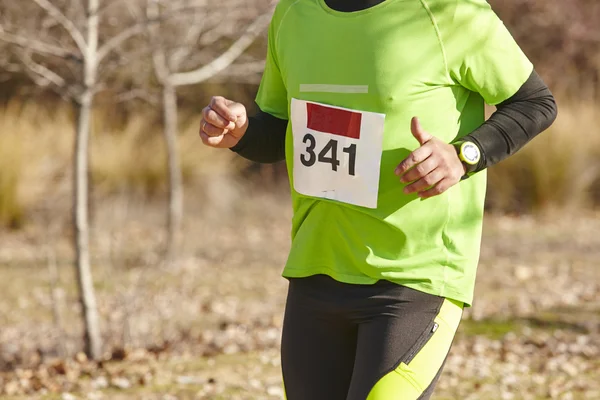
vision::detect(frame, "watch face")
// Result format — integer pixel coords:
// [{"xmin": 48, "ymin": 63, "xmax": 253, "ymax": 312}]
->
[{"xmin": 462, "ymin": 143, "xmax": 480, "ymax": 164}]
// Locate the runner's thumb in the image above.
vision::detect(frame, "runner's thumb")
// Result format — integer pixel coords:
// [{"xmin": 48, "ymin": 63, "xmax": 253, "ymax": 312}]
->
[{"xmin": 411, "ymin": 117, "xmax": 433, "ymax": 146}]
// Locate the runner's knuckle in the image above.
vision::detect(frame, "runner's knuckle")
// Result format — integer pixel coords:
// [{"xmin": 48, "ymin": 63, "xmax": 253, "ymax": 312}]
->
[
  {"xmin": 214, "ymin": 96, "xmax": 227, "ymax": 107},
  {"xmin": 204, "ymin": 124, "xmax": 214, "ymax": 135},
  {"xmin": 206, "ymin": 125, "xmax": 223, "ymax": 137},
  {"xmin": 206, "ymin": 110, "xmax": 221, "ymax": 124}
]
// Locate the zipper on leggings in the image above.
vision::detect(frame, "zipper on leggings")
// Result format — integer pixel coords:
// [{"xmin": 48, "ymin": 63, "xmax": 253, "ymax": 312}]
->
[{"xmin": 404, "ymin": 321, "xmax": 439, "ymax": 365}]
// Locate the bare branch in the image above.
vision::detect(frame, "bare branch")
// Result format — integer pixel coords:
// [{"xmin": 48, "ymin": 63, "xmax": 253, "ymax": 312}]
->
[
  {"xmin": 0, "ymin": 30, "xmax": 74, "ymax": 59},
  {"xmin": 209, "ymin": 60, "xmax": 265, "ymax": 84},
  {"xmin": 98, "ymin": 46, "xmax": 154, "ymax": 78},
  {"xmin": 152, "ymin": 50, "xmax": 170, "ymax": 84},
  {"xmin": 17, "ymin": 51, "xmax": 66, "ymax": 88},
  {"xmin": 0, "ymin": 56, "xmax": 22, "ymax": 82},
  {"xmin": 146, "ymin": 0, "xmax": 171, "ymax": 83},
  {"xmin": 95, "ymin": 0, "xmax": 125, "ymax": 16},
  {"xmin": 31, "ymin": 0, "xmax": 88, "ymax": 56},
  {"xmin": 149, "ymin": 5, "xmax": 216, "ymax": 24},
  {"xmin": 100, "ymin": 1, "xmax": 211, "ymax": 65},
  {"xmin": 169, "ymin": 8, "xmax": 274, "ymax": 87},
  {"xmin": 227, "ymin": 60, "xmax": 266, "ymax": 75},
  {"xmin": 114, "ymin": 88, "xmax": 159, "ymax": 106},
  {"xmin": 69, "ymin": 0, "xmax": 85, "ymax": 16},
  {"xmin": 169, "ymin": 9, "xmax": 207, "ymax": 70},
  {"xmin": 198, "ymin": 8, "xmax": 254, "ymax": 46},
  {"xmin": 97, "ymin": 24, "xmax": 144, "ymax": 62}
]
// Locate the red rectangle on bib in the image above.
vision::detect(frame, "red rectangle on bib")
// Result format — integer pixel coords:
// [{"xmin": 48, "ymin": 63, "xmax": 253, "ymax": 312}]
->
[{"xmin": 307, "ymin": 103, "xmax": 362, "ymax": 139}]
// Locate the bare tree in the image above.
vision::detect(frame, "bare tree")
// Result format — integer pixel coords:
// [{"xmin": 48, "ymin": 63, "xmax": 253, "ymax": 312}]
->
[
  {"xmin": 144, "ymin": 0, "xmax": 274, "ymax": 263},
  {"xmin": 0, "ymin": 0, "xmax": 142, "ymax": 360},
  {"xmin": 0, "ymin": 0, "xmax": 273, "ymax": 356}
]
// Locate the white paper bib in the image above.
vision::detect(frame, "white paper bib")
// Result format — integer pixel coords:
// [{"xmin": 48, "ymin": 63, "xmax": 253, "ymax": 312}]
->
[{"xmin": 291, "ymin": 98, "xmax": 385, "ymax": 209}]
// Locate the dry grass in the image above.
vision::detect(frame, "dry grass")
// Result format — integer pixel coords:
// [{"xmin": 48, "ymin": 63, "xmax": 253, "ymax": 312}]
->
[
  {"xmin": 0, "ymin": 102, "xmax": 73, "ymax": 228},
  {"xmin": 0, "ymin": 129, "xmax": 23, "ymax": 228},
  {"xmin": 0, "ymin": 101, "xmax": 240, "ymax": 229},
  {"xmin": 486, "ymin": 102, "xmax": 600, "ymax": 213},
  {"xmin": 90, "ymin": 110, "xmax": 238, "ymax": 198}
]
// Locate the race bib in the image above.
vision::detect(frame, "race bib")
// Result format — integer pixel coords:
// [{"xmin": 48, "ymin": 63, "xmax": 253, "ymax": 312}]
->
[{"xmin": 291, "ymin": 98, "xmax": 385, "ymax": 209}]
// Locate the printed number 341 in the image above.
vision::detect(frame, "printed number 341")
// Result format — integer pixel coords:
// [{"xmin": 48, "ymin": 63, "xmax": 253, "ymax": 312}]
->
[{"xmin": 300, "ymin": 133, "xmax": 356, "ymax": 176}]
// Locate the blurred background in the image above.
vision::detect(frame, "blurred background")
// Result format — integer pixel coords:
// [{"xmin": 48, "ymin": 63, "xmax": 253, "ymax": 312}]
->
[{"xmin": 0, "ymin": 0, "xmax": 599, "ymax": 399}]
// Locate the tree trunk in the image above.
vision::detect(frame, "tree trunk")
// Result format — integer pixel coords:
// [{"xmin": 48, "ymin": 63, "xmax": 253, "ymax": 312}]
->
[
  {"xmin": 162, "ymin": 83, "xmax": 183, "ymax": 263},
  {"xmin": 73, "ymin": 90, "xmax": 102, "ymax": 360},
  {"xmin": 72, "ymin": 0, "xmax": 102, "ymax": 361}
]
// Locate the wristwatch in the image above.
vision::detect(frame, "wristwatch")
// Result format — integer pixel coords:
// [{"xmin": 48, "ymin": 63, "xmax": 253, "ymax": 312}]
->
[{"xmin": 453, "ymin": 141, "xmax": 481, "ymax": 177}]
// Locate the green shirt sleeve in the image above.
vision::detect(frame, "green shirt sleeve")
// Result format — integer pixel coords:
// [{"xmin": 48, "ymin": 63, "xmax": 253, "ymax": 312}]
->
[
  {"xmin": 430, "ymin": 0, "xmax": 533, "ymax": 106},
  {"xmin": 255, "ymin": 7, "xmax": 289, "ymax": 120}
]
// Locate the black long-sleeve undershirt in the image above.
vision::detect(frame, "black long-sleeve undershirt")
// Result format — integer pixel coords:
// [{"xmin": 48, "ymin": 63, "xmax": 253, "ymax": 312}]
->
[
  {"xmin": 463, "ymin": 70, "xmax": 557, "ymax": 171},
  {"xmin": 230, "ymin": 107, "xmax": 288, "ymax": 164},
  {"xmin": 231, "ymin": 70, "xmax": 558, "ymax": 171}
]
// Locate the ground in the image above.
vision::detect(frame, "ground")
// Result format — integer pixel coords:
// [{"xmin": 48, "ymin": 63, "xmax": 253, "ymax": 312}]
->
[{"xmin": 0, "ymin": 192, "xmax": 598, "ymax": 400}]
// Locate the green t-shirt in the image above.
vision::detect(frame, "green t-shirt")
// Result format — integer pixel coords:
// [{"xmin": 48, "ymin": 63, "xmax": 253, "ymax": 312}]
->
[{"xmin": 256, "ymin": 0, "xmax": 533, "ymax": 306}]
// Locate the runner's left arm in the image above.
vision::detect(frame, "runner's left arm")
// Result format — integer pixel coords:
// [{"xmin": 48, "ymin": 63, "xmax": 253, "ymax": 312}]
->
[{"xmin": 454, "ymin": 69, "xmax": 557, "ymax": 174}]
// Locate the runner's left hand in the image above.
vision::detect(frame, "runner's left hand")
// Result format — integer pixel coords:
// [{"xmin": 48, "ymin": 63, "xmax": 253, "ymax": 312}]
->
[{"xmin": 395, "ymin": 117, "xmax": 466, "ymax": 199}]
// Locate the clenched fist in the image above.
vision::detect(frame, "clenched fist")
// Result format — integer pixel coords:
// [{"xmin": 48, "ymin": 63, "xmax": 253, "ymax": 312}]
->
[{"xmin": 199, "ymin": 96, "xmax": 249, "ymax": 148}]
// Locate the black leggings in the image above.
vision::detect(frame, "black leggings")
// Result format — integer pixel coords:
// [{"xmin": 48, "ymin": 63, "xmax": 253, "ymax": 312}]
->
[{"xmin": 281, "ymin": 275, "xmax": 463, "ymax": 400}]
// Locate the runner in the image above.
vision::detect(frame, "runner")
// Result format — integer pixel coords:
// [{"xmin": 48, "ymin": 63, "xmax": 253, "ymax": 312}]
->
[{"xmin": 198, "ymin": 0, "xmax": 558, "ymax": 398}]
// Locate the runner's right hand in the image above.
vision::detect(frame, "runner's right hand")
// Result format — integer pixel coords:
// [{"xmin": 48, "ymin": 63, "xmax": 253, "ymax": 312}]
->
[{"xmin": 199, "ymin": 96, "xmax": 249, "ymax": 148}]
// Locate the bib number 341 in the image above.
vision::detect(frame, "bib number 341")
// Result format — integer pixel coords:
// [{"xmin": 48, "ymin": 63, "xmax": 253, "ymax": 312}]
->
[
  {"xmin": 300, "ymin": 133, "xmax": 356, "ymax": 176},
  {"xmin": 291, "ymin": 98, "xmax": 385, "ymax": 209}
]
